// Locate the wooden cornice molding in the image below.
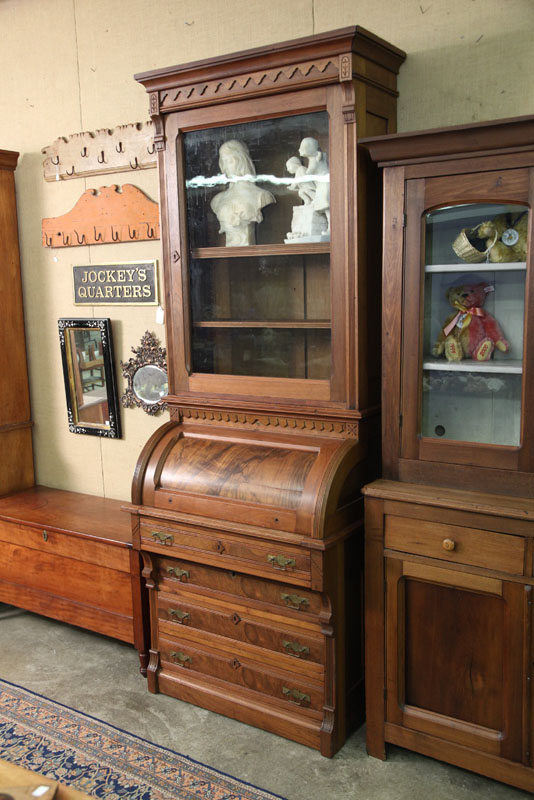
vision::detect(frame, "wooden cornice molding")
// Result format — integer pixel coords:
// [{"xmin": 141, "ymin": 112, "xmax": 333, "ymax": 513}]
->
[
  {"xmin": 0, "ymin": 150, "xmax": 19, "ymax": 171},
  {"xmin": 135, "ymin": 26, "xmax": 405, "ymax": 112},
  {"xmin": 360, "ymin": 114, "xmax": 534, "ymax": 166}
]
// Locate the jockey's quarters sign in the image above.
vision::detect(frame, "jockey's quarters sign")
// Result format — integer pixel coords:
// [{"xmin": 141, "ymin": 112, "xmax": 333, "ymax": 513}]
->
[{"xmin": 73, "ymin": 261, "xmax": 158, "ymax": 305}]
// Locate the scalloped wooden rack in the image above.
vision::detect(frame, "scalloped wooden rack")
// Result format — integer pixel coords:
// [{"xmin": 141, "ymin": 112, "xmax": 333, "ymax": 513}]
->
[
  {"xmin": 42, "ymin": 122, "xmax": 156, "ymax": 181},
  {"xmin": 42, "ymin": 184, "xmax": 160, "ymax": 247}
]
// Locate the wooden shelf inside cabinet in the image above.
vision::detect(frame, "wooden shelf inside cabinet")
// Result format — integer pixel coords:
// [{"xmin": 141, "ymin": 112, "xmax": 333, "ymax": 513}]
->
[
  {"xmin": 423, "ymin": 357, "xmax": 523, "ymax": 374},
  {"xmin": 425, "ymin": 261, "xmax": 526, "ymax": 273},
  {"xmin": 193, "ymin": 320, "xmax": 331, "ymax": 329},
  {"xmin": 192, "ymin": 244, "xmax": 330, "ymax": 259}
]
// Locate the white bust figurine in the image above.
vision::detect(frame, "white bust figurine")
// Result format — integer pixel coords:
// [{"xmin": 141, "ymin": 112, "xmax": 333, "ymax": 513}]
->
[
  {"xmin": 298, "ymin": 137, "xmax": 330, "ymax": 232},
  {"xmin": 210, "ymin": 140, "xmax": 275, "ymax": 247}
]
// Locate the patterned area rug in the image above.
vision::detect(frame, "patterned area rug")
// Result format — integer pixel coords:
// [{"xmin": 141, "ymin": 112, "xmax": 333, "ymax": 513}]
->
[{"xmin": 0, "ymin": 679, "xmax": 286, "ymax": 800}]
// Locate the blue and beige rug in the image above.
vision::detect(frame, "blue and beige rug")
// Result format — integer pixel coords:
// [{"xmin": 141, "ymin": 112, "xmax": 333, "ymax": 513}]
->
[{"xmin": 0, "ymin": 679, "xmax": 286, "ymax": 799}]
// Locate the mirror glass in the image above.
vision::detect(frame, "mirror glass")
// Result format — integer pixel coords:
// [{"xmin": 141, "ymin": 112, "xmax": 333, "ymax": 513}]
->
[
  {"xmin": 59, "ymin": 319, "xmax": 121, "ymax": 437},
  {"xmin": 133, "ymin": 365, "xmax": 168, "ymax": 404}
]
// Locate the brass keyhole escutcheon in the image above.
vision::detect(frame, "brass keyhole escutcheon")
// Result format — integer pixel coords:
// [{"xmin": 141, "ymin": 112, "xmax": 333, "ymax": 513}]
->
[{"xmin": 43, "ymin": 530, "xmax": 48, "ymax": 542}]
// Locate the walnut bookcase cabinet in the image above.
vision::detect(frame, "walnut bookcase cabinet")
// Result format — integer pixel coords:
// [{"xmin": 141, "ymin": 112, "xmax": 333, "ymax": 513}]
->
[
  {"xmin": 361, "ymin": 115, "xmax": 534, "ymax": 792},
  {"xmin": 0, "ymin": 150, "xmax": 137, "ymax": 648},
  {"xmin": 129, "ymin": 27, "xmax": 405, "ymax": 756}
]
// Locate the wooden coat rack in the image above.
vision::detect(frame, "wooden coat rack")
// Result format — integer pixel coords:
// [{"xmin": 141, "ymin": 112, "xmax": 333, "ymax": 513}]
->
[
  {"xmin": 42, "ymin": 184, "xmax": 160, "ymax": 247},
  {"xmin": 42, "ymin": 122, "xmax": 157, "ymax": 181}
]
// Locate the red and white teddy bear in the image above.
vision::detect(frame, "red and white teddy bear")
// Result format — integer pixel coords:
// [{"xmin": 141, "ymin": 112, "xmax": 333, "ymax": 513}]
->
[{"xmin": 432, "ymin": 281, "xmax": 510, "ymax": 362}]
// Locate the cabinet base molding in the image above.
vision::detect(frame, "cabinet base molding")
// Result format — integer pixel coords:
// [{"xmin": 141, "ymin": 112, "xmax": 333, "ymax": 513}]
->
[
  {"xmin": 151, "ymin": 656, "xmax": 327, "ymax": 753},
  {"xmin": 384, "ymin": 723, "xmax": 534, "ymax": 794}
]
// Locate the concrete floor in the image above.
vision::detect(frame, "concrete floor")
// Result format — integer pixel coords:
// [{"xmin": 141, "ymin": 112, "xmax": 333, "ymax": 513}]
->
[{"xmin": 0, "ymin": 609, "xmax": 530, "ymax": 800}]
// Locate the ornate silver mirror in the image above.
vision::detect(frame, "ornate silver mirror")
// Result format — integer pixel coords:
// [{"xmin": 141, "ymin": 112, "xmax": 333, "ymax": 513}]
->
[
  {"xmin": 58, "ymin": 318, "xmax": 121, "ymax": 437},
  {"xmin": 121, "ymin": 331, "xmax": 168, "ymax": 414}
]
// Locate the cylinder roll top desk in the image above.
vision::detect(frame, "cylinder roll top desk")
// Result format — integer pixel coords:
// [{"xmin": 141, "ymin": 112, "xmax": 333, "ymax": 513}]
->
[{"xmin": 129, "ymin": 27, "xmax": 405, "ymax": 756}]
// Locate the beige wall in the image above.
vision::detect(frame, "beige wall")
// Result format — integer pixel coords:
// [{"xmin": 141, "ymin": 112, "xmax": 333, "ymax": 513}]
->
[{"xmin": 0, "ymin": 0, "xmax": 532, "ymax": 500}]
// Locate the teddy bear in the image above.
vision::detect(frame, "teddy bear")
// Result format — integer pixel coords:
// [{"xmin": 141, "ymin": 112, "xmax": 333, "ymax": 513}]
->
[
  {"xmin": 432, "ymin": 281, "xmax": 510, "ymax": 362},
  {"xmin": 475, "ymin": 210, "xmax": 528, "ymax": 263}
]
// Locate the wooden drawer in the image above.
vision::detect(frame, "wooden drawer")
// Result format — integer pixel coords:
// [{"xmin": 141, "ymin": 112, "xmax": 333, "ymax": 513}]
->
[
  {"xmin": 158, "ymin": 635, "xmax": 324, "ymax": 712},
  {"xmin": 0, "ymin": 520, "xmax": 130, "ymax": 572},
  {"xmin": 157, "ymin": 591, "xmax": 325, "ymax": 670},
  {"xmin": 154, "ymin": 554, "xmax": 322, "ymax": 617},
  {"xmin": 140, "ymin": 518, "xmax": 311, "ymax": 583},
  {"xmin": 385, "ymin": 515, "xmax": 525, "ymax": 575}
]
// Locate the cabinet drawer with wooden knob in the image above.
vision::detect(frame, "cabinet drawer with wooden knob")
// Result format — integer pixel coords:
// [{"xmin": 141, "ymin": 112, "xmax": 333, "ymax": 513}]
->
[{"xmin": 384, "ymin": 514, "xmax": 525, "ymax": 574}]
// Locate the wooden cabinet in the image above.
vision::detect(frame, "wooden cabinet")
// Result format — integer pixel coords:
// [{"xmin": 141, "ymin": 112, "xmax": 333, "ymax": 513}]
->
[
  {"xmin": 361, "ymin": 117, "xmax": 534, "ymax": 791},
  {"xmin": 0, "ymin": 150, "xmax": 34, "ymax": 495},
  {"xmin": 363, "ymin": 481, "xmax": 534, "ymax": 793},
  {"xmin": 361, "ymin": 116, "xmax": 534, "ymax": 494},
  {"xmin": 130, "ymin": 27, "xmax": 405, "ymax": 756}
]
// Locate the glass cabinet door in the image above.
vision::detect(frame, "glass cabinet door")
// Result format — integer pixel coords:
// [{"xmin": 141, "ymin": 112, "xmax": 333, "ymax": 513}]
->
[
  {"xmin": 421, "ymin": 202, "xmax": 528, "ymax": 447},
  {"xmin": 182, "ymin": 111, "xmax": 331, "ymax": 381}
]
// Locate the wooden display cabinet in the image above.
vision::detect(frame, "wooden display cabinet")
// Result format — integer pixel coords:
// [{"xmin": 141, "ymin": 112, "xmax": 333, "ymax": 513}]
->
[
  {"xmin": 361, "ymin": 116, "xmax": 534, "ymax": 791},
  {"xmin": 130, "ymin": 27, "xmax": 405, "ymax": 756}
]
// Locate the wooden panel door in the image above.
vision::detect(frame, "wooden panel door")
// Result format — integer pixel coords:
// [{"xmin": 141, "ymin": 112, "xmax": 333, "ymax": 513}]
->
[{"xmin": 385, "ymin": 558, "xmax": 528, "ymax": 764}]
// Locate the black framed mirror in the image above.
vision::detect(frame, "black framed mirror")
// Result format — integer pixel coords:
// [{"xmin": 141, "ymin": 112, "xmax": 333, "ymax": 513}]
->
[{"xmin": 58, "ymin": 318, "xmax": 122, "ymax": 437}]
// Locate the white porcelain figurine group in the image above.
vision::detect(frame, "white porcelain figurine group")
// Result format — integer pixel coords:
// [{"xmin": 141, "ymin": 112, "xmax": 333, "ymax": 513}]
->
[{"xmin": 209, "ymin": 137, "xmax": 330, "ymax": 246}]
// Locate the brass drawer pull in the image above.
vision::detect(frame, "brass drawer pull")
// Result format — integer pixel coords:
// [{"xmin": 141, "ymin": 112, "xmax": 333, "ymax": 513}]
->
[
  {"xmin": 268, "ymin": 554, "xmax": 296, "ymax": 570},
  {"xmin": 442, "ymin": 538, "xmax": 456, "ymax": 551},
  {"xmin": 282, "ymin": 686, "xmax": 310, "ymax": 705},
  {"xmin": 281, "ymin": 593, "xmax": 309, "ymax": 610},
  {"xmin": 168, "ymin": 608, "xmax": 190, "ymax": 623},
  {"xmin": 170, "ymin": 650, "xmax": 192, "ymax": 666},
  {"xmin": 42, "ymin": 530, "xmax": 48, "ymax": 542},
  {"xmin": 166, "ymin": 566, "xmax": 189, "ymax": 580},
  {"xmin": 152, "ymin": 531, "xmax": 174, "ymax": 545},
  {"xmin": 282, "ymin": 640, "xmax": 310, "ymax": 658}
]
